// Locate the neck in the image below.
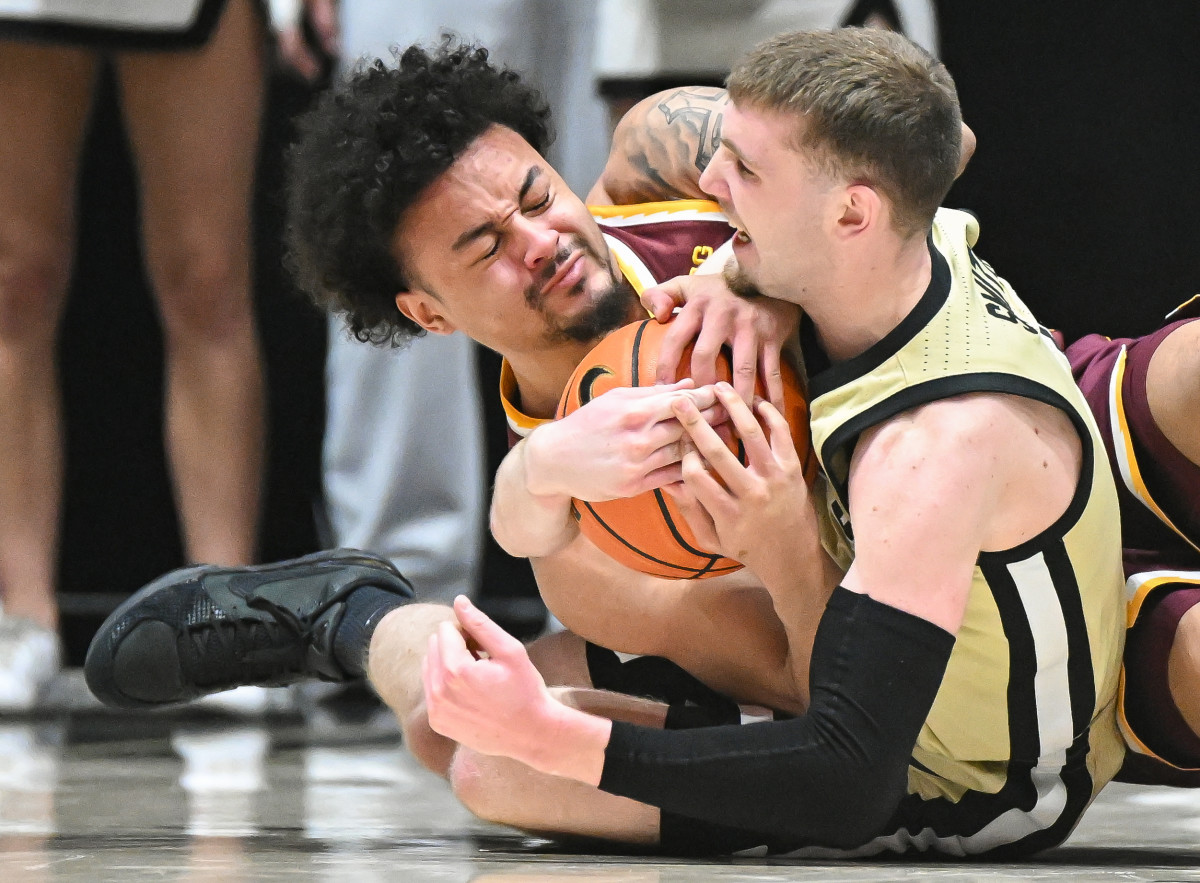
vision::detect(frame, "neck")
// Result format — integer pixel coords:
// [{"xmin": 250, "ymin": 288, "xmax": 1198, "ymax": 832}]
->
[{"xmin": 806, "ymin": 233, "xmax": 932, "ymax": 363}]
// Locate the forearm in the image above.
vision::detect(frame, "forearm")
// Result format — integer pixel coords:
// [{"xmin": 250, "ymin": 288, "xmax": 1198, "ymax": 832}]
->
[
  {"xmin": 489, "ymin": 434, "xmax": 578, "ymax": 559},
  {"xmin": 588, "ymin": 86, "xmax": 728, "ymax": 205},
  {"xmin": 535, "ymin": 544, "xmax": 805, "ymax": 712},
  {"xmin": 747, "ymin": 506, "xmax": 844, "ymax": 695},
  {"xmin": 508, "ymin": 588, "xmax": 952, "ymax": 847},
  {"xmin": 597, "ymin": 588, "xmax": 954, "ymax": 848}
]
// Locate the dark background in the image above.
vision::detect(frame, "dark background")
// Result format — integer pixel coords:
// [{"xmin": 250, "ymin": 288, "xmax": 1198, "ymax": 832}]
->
[
  {"xmin": 54, "ymin": 5, "xmax": 1200, "ymax": 660},
  {"xmin": 939, "ymin": 0, "xmax": 1200, "ymax": 340}
]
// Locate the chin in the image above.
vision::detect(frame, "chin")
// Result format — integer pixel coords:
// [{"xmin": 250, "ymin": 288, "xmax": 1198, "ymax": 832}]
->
[{"xmin": 554, "ymin": 280, "xmax": 636, "ymax": 344}]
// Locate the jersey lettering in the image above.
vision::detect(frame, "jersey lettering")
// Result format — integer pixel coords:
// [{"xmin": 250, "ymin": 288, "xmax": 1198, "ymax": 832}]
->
[
  {"xmin": 689, "ymin": 244, "xmax": 714, "ymax": 273},
  {"xmin": 971, "ymin": 251, "xmax": 1039, "ymax": 334}
]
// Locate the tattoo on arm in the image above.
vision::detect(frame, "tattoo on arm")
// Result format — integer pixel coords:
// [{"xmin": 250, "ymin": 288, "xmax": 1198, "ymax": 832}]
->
[
  {"xmin": 655, "ymin": 87, "xmax": 726, "ymax": 174},
  {"xmin": 602, "ymin": 86, "xmax": 727, "ymax": 203}
]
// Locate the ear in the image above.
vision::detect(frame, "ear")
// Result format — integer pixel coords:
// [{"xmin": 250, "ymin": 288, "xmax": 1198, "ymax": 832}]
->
[
  {"xmin": 835, "ymin": 184, "xmax": 882, "ymax": 239},
  {"xmin": 395, "ymin": 289, "xmax": 457, "ymax": 336}
]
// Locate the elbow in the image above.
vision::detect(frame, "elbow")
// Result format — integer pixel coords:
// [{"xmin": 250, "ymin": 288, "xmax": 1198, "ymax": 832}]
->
[
  {"xmin": 488, "ymin": 496, "xmax": 576, "ymax": 560},
  {"xmin": 487, "ymin": 502, "xmax": 520, "ymax": 557},
  {"xmin": 488, "ymin": 501, "xmax": 537, "ymax": 559},
  {"xmin": 811, "ymin": 762, "xmax": 908, "ymax": 850}
]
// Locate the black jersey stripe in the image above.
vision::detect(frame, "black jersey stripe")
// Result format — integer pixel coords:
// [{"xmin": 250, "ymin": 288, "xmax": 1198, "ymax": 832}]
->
[
  {"xmin": 1045, "ymin": 541, "xmax": 1098, "ymax": 735},
  {"xmin": 988, "ymin": 560, "xmax": 1044, "ymax": 763},
  {"xmin": 816, "ymin": 375, "xmax": 1087, "ymax": 509},
  {"xmin": 807, "ymin": 238, "xmax": 951, "ymax": 400},
  {"xmin": 834, "ymin": 550, "xmax": 1096, "ymax": 856}
]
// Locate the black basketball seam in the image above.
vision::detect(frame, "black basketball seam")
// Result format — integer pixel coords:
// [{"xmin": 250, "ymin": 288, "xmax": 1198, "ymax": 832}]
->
[
  {"xmin": 577, "ymin": 318, "xmax": 742, "ymax": 580},
  {"xmin": 578, "ymin": 365, "xmax": 613, "ymax": 406},
  {"xmin": 630, "ymin": 319, "xmax": 651, "ymax": 387},
  {"xmin": 642, "ymin": 320, "xmax": 735, "ymax": 574},
  {"xmin": 580, "ymin": 501, "xmax": 716, "ymax": 576},
  {"xmin": 653, "ymin": 488, "xmax": 730, "ymax": 567}
]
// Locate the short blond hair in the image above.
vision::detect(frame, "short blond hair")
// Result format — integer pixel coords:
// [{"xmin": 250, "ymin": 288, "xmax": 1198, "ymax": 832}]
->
[{"xmin": 728, "ymin": 28, "xmax": 961, "ymax": 236}]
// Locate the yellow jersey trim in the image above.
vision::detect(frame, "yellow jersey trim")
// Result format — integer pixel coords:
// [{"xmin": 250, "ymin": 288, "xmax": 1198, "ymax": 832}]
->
[
  {"xmin": 587, "ymin": 199, "xmax": 723, "ymax": 222},
  {"xmin": 1118, "ymin": 569, "xmax": 1200, "ymax": 767},
  {"xmin": 499, "ymin": 359, "xmax": 551, "ymax": 439},
  {"xmin": 1108, "ymin": 346, "xmax": 1200, "ymax": 556}
]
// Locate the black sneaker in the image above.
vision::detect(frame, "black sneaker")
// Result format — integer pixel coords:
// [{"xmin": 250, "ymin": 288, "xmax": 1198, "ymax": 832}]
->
[{"xmin": 84, "ymin": 549, "xmax": 414, "ymax": 710}]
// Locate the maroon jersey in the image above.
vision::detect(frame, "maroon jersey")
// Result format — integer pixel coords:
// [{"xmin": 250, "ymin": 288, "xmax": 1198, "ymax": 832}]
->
[
  {"xmin": 1068, "ymin": 311, "xmax": 1200, "ymax": 574},
  {"xmin": 1069, "ymin": 299, "xmax": 1200, "ymax": 779},
  {"xmin": 592, "ymin": 200, "xmax": 735, "ymax": 290}
]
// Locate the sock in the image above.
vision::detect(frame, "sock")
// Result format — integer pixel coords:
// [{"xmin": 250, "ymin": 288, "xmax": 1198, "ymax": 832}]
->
[{"xmin": 332, "ymin": 586, "xmax": 411, "ymax": 678}]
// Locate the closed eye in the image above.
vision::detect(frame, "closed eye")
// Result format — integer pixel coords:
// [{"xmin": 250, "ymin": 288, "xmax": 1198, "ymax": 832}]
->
[{"xmin": 524, "ymin": 192, "xmax": 551, "ymax": 214}]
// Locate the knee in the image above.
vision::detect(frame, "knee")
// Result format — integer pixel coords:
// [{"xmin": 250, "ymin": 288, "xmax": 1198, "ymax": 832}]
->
[
  {"xmin": 447, "ymin": 748, "xmax": 511, "ymax": 825},
  {"xmin": 0, "ymin": 233, "xmax": 71, "ymax": 344},
  {"xmin": 149, "ymin": 242, "xmax": 254, "ymax": 344},
  {"xmin": 401, "ymin": 705, "xmax": 456, "ymax": 778}
]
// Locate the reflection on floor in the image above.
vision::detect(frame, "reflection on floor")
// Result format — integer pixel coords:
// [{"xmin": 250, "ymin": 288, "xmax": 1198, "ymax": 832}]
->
[{"xmin": 3, "ymin": 672, "xmax": 1200, "ymax": 882}]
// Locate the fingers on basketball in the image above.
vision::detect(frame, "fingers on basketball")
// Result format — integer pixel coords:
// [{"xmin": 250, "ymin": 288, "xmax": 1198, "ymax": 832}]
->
[{"xmin": 557, "ymin": 318, "xmax": 815, "ymax": 579}]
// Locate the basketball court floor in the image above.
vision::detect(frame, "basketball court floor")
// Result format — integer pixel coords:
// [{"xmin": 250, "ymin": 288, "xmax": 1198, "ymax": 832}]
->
[{"xmin": 3, "ymin": 672, "xmax": 1200, "ymax": 882}]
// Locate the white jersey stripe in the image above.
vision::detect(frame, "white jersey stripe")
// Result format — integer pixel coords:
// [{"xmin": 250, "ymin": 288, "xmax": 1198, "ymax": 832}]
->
[
  {"xmin": 1010, "ymin": 552, "xmax": 1075, "ymax": 755},
  {"xmin": 792, "ymin": 551, "xmax": 1077, "ymax": 858},
  {"xmin": 594, "ymin": 208, "xmax": 727, "ymax": 228}
]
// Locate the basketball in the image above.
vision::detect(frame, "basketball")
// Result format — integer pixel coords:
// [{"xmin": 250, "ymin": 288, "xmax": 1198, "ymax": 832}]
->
[{"xmin": 556, "ymin": 318, "xmax": 816, "ymax": 579}]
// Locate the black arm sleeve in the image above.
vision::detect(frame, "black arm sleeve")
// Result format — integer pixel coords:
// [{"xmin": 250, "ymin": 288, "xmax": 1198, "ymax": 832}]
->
[{"xmin": 598, "ymin": 586, "xmax": 955, "ymax": 850}]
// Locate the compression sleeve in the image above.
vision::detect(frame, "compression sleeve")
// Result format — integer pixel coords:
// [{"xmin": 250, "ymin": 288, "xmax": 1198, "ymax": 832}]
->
[{"xmin": 598, "ymin": 586, "xmax": 955, "ymax": 850}]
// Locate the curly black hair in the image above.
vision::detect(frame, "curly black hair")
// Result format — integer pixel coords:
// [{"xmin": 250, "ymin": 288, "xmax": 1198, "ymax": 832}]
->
[{"xmin": 285, "ymin": 40, "xmax": 553, "ymax": 346}]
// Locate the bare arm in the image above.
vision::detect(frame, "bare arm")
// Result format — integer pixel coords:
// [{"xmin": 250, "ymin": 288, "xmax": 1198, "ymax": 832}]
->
[
  {"xmin": 1146, "ymin": 318, "xmax": 1200, "ymax": 466},
  {"xmin": 420, "ymin": 394, "xmax": 1070, "ymax": 844},
  {"xmin": 531, "ymin": 535, "xmax": 809, "ymax": 714},
  {"xmin": 587, "ymin": 86, "xmax": 729, "ymax": 205},
  {"xmin": 587, "ymin": 84, "xmax": 976, "ymax": 205}
]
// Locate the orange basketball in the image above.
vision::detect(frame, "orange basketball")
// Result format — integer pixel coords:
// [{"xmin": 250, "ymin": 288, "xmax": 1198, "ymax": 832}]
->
[{"xmin": 556, "ymin": 318, "xmax": 816, "ymax": 579}]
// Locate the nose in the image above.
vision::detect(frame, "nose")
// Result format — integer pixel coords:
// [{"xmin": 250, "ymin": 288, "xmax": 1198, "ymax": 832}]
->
[
  {"xmin": 699, "ymin": 146, "xmax": 730, "ymax": 202},
  {"xmin": 515, "ymin": 214, "xmax": 558, "ymax": 269}
]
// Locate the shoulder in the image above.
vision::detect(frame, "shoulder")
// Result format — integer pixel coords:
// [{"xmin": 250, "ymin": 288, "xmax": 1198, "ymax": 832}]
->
[
  {"xmin": 848, "ymin": 393, "xmax": 1057, "ymax": 556},
  {"xmin": 849, "ymin": 392, "xmax": 1081, "ymax": 554},
  {"xmin": 842, "ymin": 396, "xmax": 1022, "ymax": 631},
  {"xmin": 854, "ymin": 393, "xmax": 1017, "ymax": 486}
]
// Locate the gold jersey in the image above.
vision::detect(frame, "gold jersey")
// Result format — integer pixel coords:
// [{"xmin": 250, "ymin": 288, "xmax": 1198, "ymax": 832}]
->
[{"xmin": 802, "ymin": 209, "xmax": 1127, "ymax": 857}]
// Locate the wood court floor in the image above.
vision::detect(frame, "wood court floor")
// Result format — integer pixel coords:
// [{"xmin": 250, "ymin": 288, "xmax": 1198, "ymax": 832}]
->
[{"xmin": 3, "ymin": 673, "xmax": 1200, "ymax": 882}]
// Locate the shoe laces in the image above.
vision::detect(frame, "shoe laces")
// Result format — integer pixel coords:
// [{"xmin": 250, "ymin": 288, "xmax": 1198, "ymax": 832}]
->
[
  {"xmin": 178, "ymin": 577, "xmax": 377, "ymax": 686},
  {"xmin": 179, "ymin": 597, "xmax": 311, "ymax": 687}
]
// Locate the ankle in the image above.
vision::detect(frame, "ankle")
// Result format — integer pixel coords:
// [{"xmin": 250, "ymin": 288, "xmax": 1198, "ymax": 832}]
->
[{"xmin": 331, "ymin": 585, "xmax": 414, "ymax": 677}]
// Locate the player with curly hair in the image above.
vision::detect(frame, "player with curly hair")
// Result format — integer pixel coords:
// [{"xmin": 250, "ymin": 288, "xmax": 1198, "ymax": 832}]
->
[{"xmin": 85, "ymin": 38, "xmax": 825, "ymax": 850}]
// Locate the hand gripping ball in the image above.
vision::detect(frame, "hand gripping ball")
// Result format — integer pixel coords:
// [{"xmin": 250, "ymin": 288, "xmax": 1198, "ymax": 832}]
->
[{"xmin": 556, "ymin": 318, "xmax": 817, "ymax": 579}]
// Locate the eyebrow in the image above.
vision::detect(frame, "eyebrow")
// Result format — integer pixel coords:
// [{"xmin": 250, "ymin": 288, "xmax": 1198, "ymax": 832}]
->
[
  {"xmin": 720, "ymin": 136, "xmax": 751, "ymax": 167},
  {"xmin": 451, "ymin": 165, "xmax": 545, "ymax": 252}
]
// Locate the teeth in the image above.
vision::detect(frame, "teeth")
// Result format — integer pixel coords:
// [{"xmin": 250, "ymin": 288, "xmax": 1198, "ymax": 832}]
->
[{"xmin": 735, "ymin": 229, "xmax": 751, "ymax": 243}]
